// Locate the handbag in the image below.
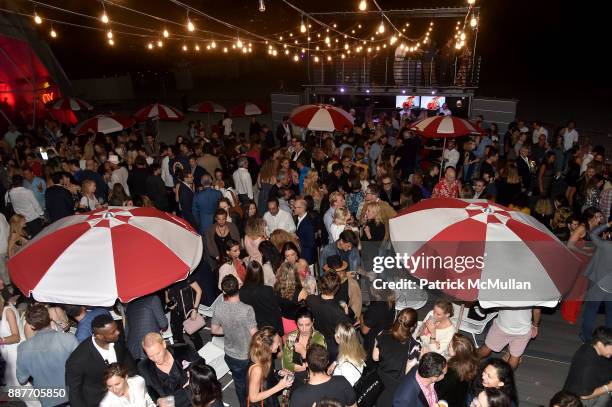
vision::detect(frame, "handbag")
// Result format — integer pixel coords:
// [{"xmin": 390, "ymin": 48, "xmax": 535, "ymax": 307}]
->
[
  {"xmin": 350, "ymin": 362, "xmax": 385, "ymax": 407},
  {"xmin": 180, "ymin": 289, "xmax": 206, "ymax": 335}
]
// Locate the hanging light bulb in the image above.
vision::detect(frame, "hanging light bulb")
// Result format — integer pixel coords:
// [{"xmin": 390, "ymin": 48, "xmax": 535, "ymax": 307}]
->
[
  {"xmin": 470, "ymin": 17, "xmax": 478, "ymax": 27},
  {"xmin": 211, "ymin": 41, "xmax": 216, "ymax": 48},
  {"xmin": 293, "ymin": 54, "xmax": 299, "ymax": 62},
  {"xmin": 358, "ymin": 0, "xmax": 367, "ymax": 11},
  {"xmin": 378, "ymin": 21, "xmax": 385, "ymax": 34},
  {"xmin": 236, "ymin": 38, "xmax": 243, "ymax": 48},
  {"xmin": 327, "ymin": 55, "xmax": 332, "ymax": 61},
  {"xmin": 272, "ymin": 50, "xmax": 277, "ymax": 56},
  {"xmin": 259, "ymin": 0, "xmax": 266, "ymax": 12},
  {"xmin": 182, "ymin": 45, "xmax": 188, "ymax": 51},
  {"xmin": 187, "ymin": 19, "xmax": 195, "ymax": 32},
  {"xmin": 108, "ymin": 38, "xmax": 114, "ymax": 46},
  {"xmin": 390, "ymin": 36, "xmax": 397, "ymax": 45},
  {"xmin": 163, "ymin": 29, "xmax": 169, "ymax": 38},
  {"xmin": 468, "ymin": 0, "xmax": 476, "ymax": 4},
  {"xmin": 315, "ymin": 46, "xmax": 320, "ymax": 51},
  {"xmin": 344, "ymin": 44, "xmax": 349, "ymax": 50},
  {"xmin": 107, "ymin": 30, "xmax": 113, "ymax": 39},
  {"xmin": 147, "ymin": 42, "xmax": 154, "ymax": 49},
  {"xmin": 195, "ymin": 44, "xmax": 200, "ymax": 51},
  {"xmin": 242, "ymin": 47, "xmax": 248, "ymax": 54},
  {"xmin": 460, "ymin": 32, "xmax": 466, "ymax": 41},
  {"xmin": 325, "ymin": 36, "xmax": 330, "ymax": 44},
  {"xmin": 341, "ymin": 54, "xmax": 345, "ymax": 59},
  {"xmin": 34, "ymin": 13, "xmax": 42, "ymax": 25},
  {"xmin": 101, "ymin": 12, "xmax": 109, "ymax": 24},
  {"xmin": 300, "ymin": 19, "xmax": 306, "ymax": 33},
  {"xmin": 223, "ymin": 47, "xmax": 228, "ymax": 53},
  {"xmin": 50, "ymin": 27, "xmax": 57, "ymax": 38},
  {"xmin": 157, "ymin": 40, "xmax": 163, "ymax": 47},
  {"xmin": 284, "ymin": 49, "xmax": 289, "ymax": 55}
]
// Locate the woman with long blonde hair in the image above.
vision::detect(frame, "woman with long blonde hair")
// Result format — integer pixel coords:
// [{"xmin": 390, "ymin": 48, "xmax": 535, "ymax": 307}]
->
[
  {"xmin": 274, "ymin": 261, "xmax": 308, "ymax": 335},
  {"xmin": 244, "ymin": 217, "xmax": 267, "ymax": 264},
  {"xmin": 8, "ymin": 214, "xmax": 28, "ymax": 258},
  {"xmin": 247, "ymin": 327, "xmax": 292, "ymax": 405},
  {"xmin": 303, "ymin": 170, "xmax": 323, "ymax": 211},
  {"xmin": 331, "ymin": 322, "xmax": 367, "ymax": 386}
]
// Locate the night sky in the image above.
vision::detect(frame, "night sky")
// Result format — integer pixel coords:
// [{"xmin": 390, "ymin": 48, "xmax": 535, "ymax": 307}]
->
[{"xmin": 14, "ymin": 0, "xmax": 612, "ymax": 131}]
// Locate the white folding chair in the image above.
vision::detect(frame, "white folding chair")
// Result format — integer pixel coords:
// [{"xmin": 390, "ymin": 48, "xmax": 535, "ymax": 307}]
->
[
  {"xmin": 451, "ymin": 303, "xmax": 497, "ymax": 346},
  {"xmin": 198, "ymin": 341, "xmax": 230, "ymax": 379}
]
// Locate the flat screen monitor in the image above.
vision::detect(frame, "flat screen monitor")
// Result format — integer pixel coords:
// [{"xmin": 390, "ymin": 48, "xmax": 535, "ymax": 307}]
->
[
  {"xmin": 421, "ymin": 96, "xmax": 446, "ymax": 111},
  {"xmin": 396, "ymin": 95, "xmax": 420, "ymax": 109}
]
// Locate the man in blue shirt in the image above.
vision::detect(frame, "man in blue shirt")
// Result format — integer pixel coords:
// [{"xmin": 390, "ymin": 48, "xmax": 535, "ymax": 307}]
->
[
  {"xmin": 319, "ymin": 230, "xmax": 361, "ymax": 277},
  {"xmin": 65, "ymin": 305, "xmax": 112, "ymax": 343},
  {"xmin": 17, "ymin": 304, "xmax": 78, "ymax": 407},
  {"xmin": 22, "ymin": 167, "xmax": 46, "ymax": 212}
]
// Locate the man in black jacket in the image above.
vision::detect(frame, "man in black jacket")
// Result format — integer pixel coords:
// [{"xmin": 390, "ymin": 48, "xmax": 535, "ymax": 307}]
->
[
  {"xmin": 45, "ymin": 172, "xmax": 74, "ymax": 223},
  {"xmin": 66, "ymin": 314, "xmax": 136, "ymax": 407},
  {"xmin": 138, "ymin": 332, "xmax": 204, "ymax": 407},
  {"xmin": 128, "ymin": 156, "xmax": 149, "ymax": 199}
]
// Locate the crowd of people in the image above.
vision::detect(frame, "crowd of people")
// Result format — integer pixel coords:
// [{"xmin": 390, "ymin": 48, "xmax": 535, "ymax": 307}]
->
[{"xmin": 0, "ymin": 106, "xmax": 610, "ymax": 407}]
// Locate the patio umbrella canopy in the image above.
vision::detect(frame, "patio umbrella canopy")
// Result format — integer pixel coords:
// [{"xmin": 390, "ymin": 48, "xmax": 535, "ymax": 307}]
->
[
  {"xmin": 389, "ymin": 198, "xmax": 582, "ymax": 308},
  {"xmin": 289, "ymin": 104, "xmax": 354, "ymax": 132},
  {"xmin": 46, "ymin": 96, "xmax": 93, "ymax": 111},
  {"xmin": 75, "ymin": 114, "xmax": 134, "ymax": 135},
  {"xmin": 188, "ymin": 101, "xmax": 227, "ymax": 113},
  {"xmin": 134, "ymin": 103, "xmax": 184, "ymax": 122},
  {"xmin": 411, "ymin": 116, "xmax": 481, "ymax": 138},
  {"xmin": 229, "ymin": 102, "xmax": 266, "ymax": 117},
  {"xmin": 7, "ymin": 207, "xmax": 203, "ymax": 306}
]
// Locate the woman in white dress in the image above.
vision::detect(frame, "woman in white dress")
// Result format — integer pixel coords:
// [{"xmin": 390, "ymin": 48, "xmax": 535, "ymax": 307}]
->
[
  {"xmin": 100, "ymin": 363, "xmax": 155, "ymax": 407},
  {"xmin": 0, "ymin": 296, "xmax": 40, "ymax": 406}
]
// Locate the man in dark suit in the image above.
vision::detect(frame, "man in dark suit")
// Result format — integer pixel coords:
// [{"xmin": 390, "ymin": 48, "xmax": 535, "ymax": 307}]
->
[
  {"xmin": 45, "ymin": 171, "xmax": 74, "ymax": 223},
  {"xmin": 139, "ymin": 332, "xmax": 204, "ymax": 407},
  {"xmin": 516, "ymin": 145, "xmax": 533, "ymax": 192},
  {"xmin": 127, "ymin": 156, "xmax": 149, "ymax": 199},
  {"xmin": 66, "ymin": 314, "xmax": 136, "ymax": 407},
  {"xmin": 188, "ymin": 155, "xmax": 206, "ymax": 190},
  {"xmin": 380, "ymin": 176, "xmax": 401, "ymax": 210},
  {"xmin": 177, "ymin": 172, "xmax": 197, "ymax": 229},
  {"xmin": 192, "ymin": 174, "xmax": 222, "ymax": 234},
  {"xmin": 393, "ymin": 352, "xmax": 447, "ymax": 407},
  {"xmin": 293, "ymin": 197, "xmax": 317, "ymax": 265},
  {"xmin": 290, "ymin": 138, "xmax": 311, "ymax": 169}
]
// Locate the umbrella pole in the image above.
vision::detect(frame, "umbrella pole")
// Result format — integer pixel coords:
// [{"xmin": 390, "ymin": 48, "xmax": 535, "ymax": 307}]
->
[{"xmin": 439, "ymin": 138, "xmax": 446, "ymax": 181}]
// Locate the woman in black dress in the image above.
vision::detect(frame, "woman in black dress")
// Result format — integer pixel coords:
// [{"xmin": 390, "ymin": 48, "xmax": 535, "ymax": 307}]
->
[
  {"xmin": 238, "ymin": 261, "xmax": 284, "ymax": 336},
  {"xmin": 373, "ymin": 308, "xmax": 421, "ymax": 407},
  {"xmin": 435, "ymin": 333, "xmax": 479, "ymax": 407}
]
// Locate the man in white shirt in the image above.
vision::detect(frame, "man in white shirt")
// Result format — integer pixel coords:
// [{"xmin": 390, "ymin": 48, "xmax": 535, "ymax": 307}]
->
[
  {"xmin": 324, "ymin": 191, "xmax": 346, "ymax": 238},
  {"xmin": 108, "ymin": 155, "xmax": 130, "ymax": 196},
  {"xmin": 3, "ymin": 125, "xmax": 21, "ymax": 149},
  {"xmin": 517, "ymin": 120, "xmax": 529, "ymax": 134},
  {"xmin": 232, "ymin": 156, "xmax": 253, "ymax": 206},
  {"xmin": 478, "ymin": 307, "xmax": 541, "ymax": 369},
  {"xmin": 442, "ymin": 139, "xmax": 460, "ymax": 169},
  {"xmin": 160, "ymin": 146, "xmax": 175, "ymax": 189},
  {"xmin": 562, "ymin": 121, "xmax": 579, "ymax": 151},
  {"xmin": 5, "ymin": 174, "xmax": 45, "ymax": 236},
  {"xmin": 263, "ymin": 197, "xmax": 296, "ymax": 235},
  {"xmin": 532, "ymin": 121, "xmax": 549, "ymax": 144},
  {"xmin": 0, "ymin": 213, "xmax": 9, "ymax": 284},
  {"xmin": 440, "ymin": 103, "xmax": 452, "ymax": 116},
  {"xmin": 222, "ymin": 115, "xmax": 233, "ymax": 136}
]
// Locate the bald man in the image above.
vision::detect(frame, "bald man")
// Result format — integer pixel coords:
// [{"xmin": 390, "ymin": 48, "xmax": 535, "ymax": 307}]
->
[{"xmin": 138, "ymin": 333, "xmax": 204, "ymax": 407}]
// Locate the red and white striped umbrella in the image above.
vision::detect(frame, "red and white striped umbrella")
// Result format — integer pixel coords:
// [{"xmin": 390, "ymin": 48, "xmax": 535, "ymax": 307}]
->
[
  {"xmin": 188, "ymin": 101, "xmax": 227, "ymax": 113},
  {"xmin": 289, "ymin": 104, "xmax": 354, "ymax": 132},
  {"xmin": 75, "ymin": 114, "xmax": 135, "ymax": 135},
  {"xmin": 134, "ymin": 103, "xmax": 184, "ymax": 122},
  {"xmin": 229, "ymin": 102, "xmax": 266, "ymax": 117},
  {"xmin": 8, "ymin": 207, "xmax": 203, "ymax": 306},
  {"xmin": 46, "ymin": 97, "xmax": 93, "ymax": 111},
  {"xmin": 389, "ymin": 198, "xmax": 581, "ymax": 308},
  {"xmin": 411, "ymin": 116, "xmax": 481, "ymax": 138}
]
